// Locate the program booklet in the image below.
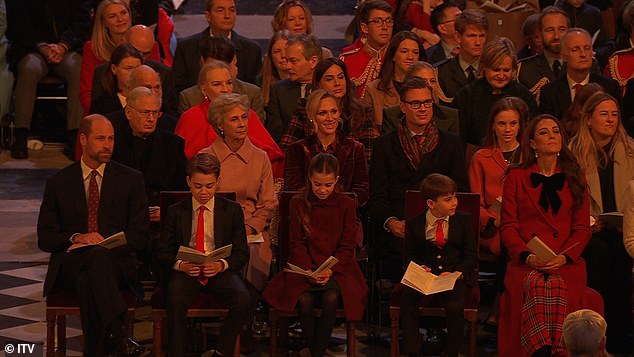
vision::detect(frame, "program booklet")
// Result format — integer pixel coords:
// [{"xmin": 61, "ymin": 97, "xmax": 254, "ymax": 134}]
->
[
  {"xmin": 284, "ymin": 256, "xmax": 339, "ymax": 279},
  {"xmin": 401, "ymin": 261, "xmax": 462, "ymax": 295},
  {"xmin": 98, "ymin": 232, "xmax": 127, "ymax": 249},
  {"xmin": 526, "ymin": 236, "xmax": 580, "ymax": 262},
  {"xmin": 176, "ymin": 244, "xmax": 233, "ymax": 265}
]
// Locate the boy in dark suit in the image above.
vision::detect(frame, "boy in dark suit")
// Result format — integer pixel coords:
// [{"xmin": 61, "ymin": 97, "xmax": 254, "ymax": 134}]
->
[
  {"xmin": 400, "ymin": 174, "xmax": 477, "ymax": 357},
  {"xmin": 157, "ymin": 153, "xmax": 252, "ymax": 357}
]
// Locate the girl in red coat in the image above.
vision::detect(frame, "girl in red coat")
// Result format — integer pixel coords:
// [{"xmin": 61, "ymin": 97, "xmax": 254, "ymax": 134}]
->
[
  {"xmin": 263, "ymin": 153, "xmax": 367, "ymax": 357},
  {"xmin": 499, "ymin": 115, "xmax": 592, "ymax": 356}
]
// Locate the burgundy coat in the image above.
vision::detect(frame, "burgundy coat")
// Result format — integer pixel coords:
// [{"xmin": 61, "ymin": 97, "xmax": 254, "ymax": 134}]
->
[
  {"xmin": 498, "ymin": 165, "xmax": 591, "ymax": 355},
  {"xmin": 262, "ymin": 192, "xmax": 368, "ymax": 320}
]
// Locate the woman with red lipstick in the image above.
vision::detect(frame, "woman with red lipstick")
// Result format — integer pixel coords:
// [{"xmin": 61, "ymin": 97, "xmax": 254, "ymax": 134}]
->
[
  {"xmin": 454, "ymin": 37, "xmax": 538, "ymax": 149},
  {"xmin": 284, "ymin": 89, "xmax": 369, "ymax": 210},
  {"xmin": 569, "ymin": 92, "xmax": 634, "ymax": 351}
]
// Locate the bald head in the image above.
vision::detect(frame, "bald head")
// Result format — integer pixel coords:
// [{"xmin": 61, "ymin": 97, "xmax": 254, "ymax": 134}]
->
[
  {"xmin": 126, "ymin": 25, "xmax": 155, "ymax": 60},
  {"xmin": 128, "ymin": 65, "xmax": 162, "ymax": 98}
]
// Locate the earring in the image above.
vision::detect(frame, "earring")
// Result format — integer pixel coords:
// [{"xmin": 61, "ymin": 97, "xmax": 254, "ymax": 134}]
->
[
  {"xmin": 556, "ymin": 152, "xmax": 560, "ymax": 157},
  {"xmin": 535, "ymin": 152, "xmax": 539, "ymax": 159}
]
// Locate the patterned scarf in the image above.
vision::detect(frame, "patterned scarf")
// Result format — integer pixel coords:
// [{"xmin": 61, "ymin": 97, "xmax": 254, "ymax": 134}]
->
[{"xmin": 397, "ymin": 119, "xmax": 439, "ymax": 170}]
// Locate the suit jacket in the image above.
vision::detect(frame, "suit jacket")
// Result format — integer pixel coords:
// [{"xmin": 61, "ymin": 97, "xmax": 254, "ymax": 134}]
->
[
  {"xmin": 434, "ymin": 56, "xmax": 471, "ymax": 106},
  {"xmin": 266, "ymin": 78, "xmax": 302, "ymax": 142},
  {"xmin": 90, "ymin": 91, "xmax": 123, "ymax": 117},
  {"xmin": 382, "ymin": 104, "xmax": 459, "ymax": 135},
  {"xmin": 157, "ymin": 195, "xmax": 249, "ymax": 272},
  {"xmin": 178, "ymin": 78, "xmax": 266, "ymax": 122},
  {"xmin": 171, "ymin": 27, "xmax": 262, "ymax": 92},
  {"xmin": 111, "ymin": 121, "xmax": 188, "ymax": 206},
  {"xmin": 540, "ymin": 72, "xmax": 621, "ymax": 120},
  {"xmin": 405, "ymin": 211, "xmax": 477, "ymax": 286},
  {"xmin": 37, "ymin": 161, "xmax": 150, "ymax": 296},
  {"xmin": 425, "ymin": 43, "xmax": 448, "ymax": 65},
  {"xmin": 518, "ymin": 54, "xmax": 557, "ymax": 101}
]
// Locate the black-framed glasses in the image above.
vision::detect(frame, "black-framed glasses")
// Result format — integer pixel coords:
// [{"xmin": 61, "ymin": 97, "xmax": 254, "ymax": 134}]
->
[
  {"xmin": 128, "ymin": 106, "xmax": 162, "ymax": 119},
  {"xmin": 402, "ymin": 99, "xmax": 433, "ymax": 109},
  {"xmin": 366, "ymin": 18, "xmax": 394, "ymax": 27}
]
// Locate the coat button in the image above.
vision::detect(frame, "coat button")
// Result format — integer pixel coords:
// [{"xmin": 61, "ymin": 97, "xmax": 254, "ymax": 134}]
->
[
  {"xmin": 554, "ymin": 232, "xmax": 559, "ymax": 238},
  {"xmin": 438, "ymin": 265, "xmax": 443, "ymax": 270},
  {"xmin": 437, "ymin": 255, "xmax": 442, "ymax": 259}
]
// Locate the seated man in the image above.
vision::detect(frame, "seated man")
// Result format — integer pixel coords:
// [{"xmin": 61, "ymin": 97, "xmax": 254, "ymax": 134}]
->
[
  {"xmin": 38, "ymin": 114, "xmax": 148, "ymax": 356},
  {"xmin": 562, "ymin": 309, "xmax": 609, "ymax": 357},
  {"xmin": 156, "ymin": 153, "xmax": 252, "ymax": 357}
]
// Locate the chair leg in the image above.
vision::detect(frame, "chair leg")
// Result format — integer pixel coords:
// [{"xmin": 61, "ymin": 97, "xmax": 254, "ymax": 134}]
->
[
  {"xmin": 469, "ymin": 319, "xmax": 477, "ymax": 357},
  {"xmin": 57, "ymin": 315, "xmax": 66, "ymax": 357},
  {"xmin": 125, "ymin": 308, "xmax": 134, "ymax": 337},
  {"xmin": 346, "ymin": 321, "xmax": 355, "ymax": 357},
  {"xmin": 45, "ymin": 310, "xmax": 55, "ymax": 357},
  {"xmin": 233, "ymin": 335, "xmax": 240, "ymax": 357},
  {"xmin": 153, "ymin": 315, "xmax": 162, "ymax": 357},
  {"xmin": 389, "ymin": 308, "xmax": 399, "ymax": 357},
  {"xmin": 269, "ymin": 310, "xmax": 278, "ymax": 357}
]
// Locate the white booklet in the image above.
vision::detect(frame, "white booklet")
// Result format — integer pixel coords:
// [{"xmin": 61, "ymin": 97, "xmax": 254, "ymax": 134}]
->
[
  {"xmin": 284, "ymin": 256, "xmax": 339, "ymax": 279},
  {"xmin": 401, "ymin": 261, "xmax": 462, "ymax": 295},
  {"xmin": 526, "ymin": 235, "xmax": 580, "ymax": 262},
  {"xmin": 96, "ymin": 232, "xmax": 127, "ymax": 249},
  {"xmin": 176, "ymin": 244, "xmax": 233, "ymax": 265}
]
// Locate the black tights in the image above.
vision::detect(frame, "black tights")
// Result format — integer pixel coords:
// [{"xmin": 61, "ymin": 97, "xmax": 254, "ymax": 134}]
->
[
  {"xmin": 297, "ymin": 288, "xmax": 340, "ymax": 357},
  {"xmin": 532, "ymin": 345, "xmax": 552, "ymax": 357}
]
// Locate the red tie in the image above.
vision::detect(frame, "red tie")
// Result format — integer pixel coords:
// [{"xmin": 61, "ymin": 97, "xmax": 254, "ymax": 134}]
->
[
  {"xmin": 574, "ymin": 83, "xmax": 585, "ymax": 93},
  {"xmin": 87, "ymin": 170, "xmax": 99, "ymax": 233},
  {"xmin": 196, "ymin": 206, "xmax": 208, "ymax": 285},
  {"xmin": 435, "ymin": 219, "xmax": 445, "ymax": 248}
]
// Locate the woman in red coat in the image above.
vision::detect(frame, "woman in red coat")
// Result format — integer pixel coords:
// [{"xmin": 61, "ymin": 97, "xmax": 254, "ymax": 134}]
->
[
  {"xmin": 499, "ymin": 115, "xmax": 592, "ymax": 356},
  {"xmin": 263, "ymin": 153, "xmax": 367, "ymax": 357}
]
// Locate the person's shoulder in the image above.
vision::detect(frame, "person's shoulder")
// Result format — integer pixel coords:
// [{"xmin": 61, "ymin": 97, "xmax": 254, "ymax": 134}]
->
[
  {"xmin": 611, "ymin": 47, "xmax": 634, "ymax": 58},
  {"xmin": 339, "ymin": 41, "xmax": 363, "ymax": 58},
  {"xmin": 108, "ymin": 160, "xmax": 143, "ymax": 178},
  {"xmin": 178, "ymin": 29, "xmax": 205, "ymax": 45},
  {"xmin": 271, "ymin": 78, "xmax": 294, "ymax": 90},
  {"xmin": 216, "ymin": 195, "xmax": 242, "ymax": 211},
  {"xmin": 434, "ymin": 56, "xmax": 456, "ymax": 70}
]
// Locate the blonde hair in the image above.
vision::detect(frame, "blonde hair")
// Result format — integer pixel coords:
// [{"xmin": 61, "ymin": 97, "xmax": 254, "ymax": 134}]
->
[
  {"xmin": 198, "ymin": 60, "xmax": 232, "ymax": 85},
  {"xmin": 92, "ymin": 0, "xmax": 131, "ymax": 61},
  {"xmin": 569, "ymin": 92, "xmax": 629, "ymax": 171},
  {"xmin": 305, "ymin": 89, "xmax": 337, "ymax": 123},
  {"xmin": 271, "ymin": 0, "xmax": 314, "ymax": 34},
  {"xmin": 478, "ymin": 37, "xmax": 517, "ymax": 78}
]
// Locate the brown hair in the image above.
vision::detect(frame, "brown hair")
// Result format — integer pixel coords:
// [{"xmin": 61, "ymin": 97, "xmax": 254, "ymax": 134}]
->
[
  {"xmin": 478, "ymin": 37, "xmax": 517, "ymax": 78},
  {"xmin": 420, "ymin": 173, "xmax": 458, "ymax": 202},
  {"xmin": 101, "ymin": 43, "xmax": 143, "ymax": 96},
  {"xmin": 261, "ymin": 30, "xmax": 291, "ymax": 105},
  {"xmin": 377, "ymin": 31, "xmax": 425, "ymax": 93},
  {"xmin": 271, "ymin": 0, "xmax": 314, "ymax": 34},
  {"xmin": 454, "ymin": 9, "xmax": 488, "ymax": 34},
  {"xmin": 356, "ymin": 0, "xmax": 393, "ymax": 23},
  {"xmin": 187, "ymin": 153, "xmax": 221, "ymax": 177},
  {"xmin": 538, "ymin": 6, "xmax": 570, "ymax": 31},
  {"xmin": 562, "ymin": 83, "xmax": 604, "ymax": 137},
  {"xmin": 482, "ymin": 97, "xmax": 529, "ymax": 149}
]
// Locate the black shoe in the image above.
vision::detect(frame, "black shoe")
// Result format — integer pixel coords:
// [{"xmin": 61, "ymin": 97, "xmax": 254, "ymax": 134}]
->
[
  {"xmin": 116, "ymin": 337, "xmax": 145, "ymax": 357},
  {"xmin": 10, "ymin": 128, "xmax": 28, "ymax": 159}
]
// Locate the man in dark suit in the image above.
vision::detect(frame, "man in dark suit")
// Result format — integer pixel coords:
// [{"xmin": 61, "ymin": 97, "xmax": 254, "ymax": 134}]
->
[
  {"xmin": 518, "ymin": 7, "xmax": 569, "ymax": 101},
  {"xmin": 434, "ymin": 9, "xmax": 488, "ymax": 106},
  {"xmin": 540, "ymin": 28, "xmax": 621, "ymax": 120},
  {"xmin": 369, "ymin": 77, "xmax": 468, "ymax": 281},
  {"xmin": 157, "ymin": 153, "xmax": 252, "ymax": 357},
  {"xmin": 400, "ymin": 174, "xmax": 477, "ymax": 357},
  {"xmin": 425, "ymin": 3, "xmax": 461, "ymax": 65},
  {"xmin": 37, "ymin": 114, "xmax": 148, "ymax": 356},
  {"xmin": 266, "ymin": 33, "xmax": 321, "ymax": 142},
  {"xmin": 171, "ymin": 0, "xmax": 262, "ymax": 92}
]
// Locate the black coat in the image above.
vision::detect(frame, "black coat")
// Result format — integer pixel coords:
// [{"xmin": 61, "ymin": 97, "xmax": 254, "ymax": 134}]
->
[
  {"xmin": 265, "ymin": 78, "xmax": 302, "ymax": 142},
  {"xmin": 434, "ymin": 56, "xmax": 472, "ymax": 106}
]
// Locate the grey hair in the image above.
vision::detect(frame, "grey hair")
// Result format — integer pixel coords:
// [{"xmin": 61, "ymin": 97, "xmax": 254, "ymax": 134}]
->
[
  {"xmin": 198, "ymin": 60, "xmax": 232, "ymax": 85},
  {"xmin": 562, "ymin": 309, "xmax": 607, "ymax": 356},
  {"xmin": 207, "ymin": 92, "xmax": 250, "ymax": 137},
  {"xmin": 127, "ymin": 86, "xmax": 160, "ymax": 108}
]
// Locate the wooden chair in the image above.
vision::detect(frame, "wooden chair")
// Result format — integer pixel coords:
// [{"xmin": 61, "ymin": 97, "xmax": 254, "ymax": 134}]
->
[
  {"xmin": 152, "ymin": 191, "xmax": 240, "ymax": 357},
  {"xmin": 269, "ymin": 191, "xmax": 356, "ymax": 357},
  {"xmin": 389, "ymin": 191, "xmax": 481, "ymax": 357},
  {"xmin": 45, "ymin": 287, "xmax": 136, "ymax": 356}
]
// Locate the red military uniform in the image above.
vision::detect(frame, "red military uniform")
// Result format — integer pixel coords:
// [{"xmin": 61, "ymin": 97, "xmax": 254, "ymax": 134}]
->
[
  {"xmin": 605, "ymin": 47, "xmax": 634, "ymax": 95},
  {"xmin": 340, "ymin": 37, "xmax": 387, "ymax": 98}
]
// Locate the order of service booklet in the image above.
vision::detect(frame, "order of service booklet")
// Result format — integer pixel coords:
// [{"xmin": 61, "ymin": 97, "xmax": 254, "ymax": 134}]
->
[
  {"xmin": 176, "ymin": 244, "xmax": 233, "ymax": 265},
  {"xmin": 401, "ymin": 261, "xmax": 462, "ymax": 295},
  {"xmin": 526, "ymin": 236, "xmax": 580, "ymax": 262},
  {"xmin": 284, "ymin": 256, "xmax": 339, "ymax": 279}
]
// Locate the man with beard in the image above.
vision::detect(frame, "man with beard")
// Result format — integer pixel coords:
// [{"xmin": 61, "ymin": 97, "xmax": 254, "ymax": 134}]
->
[
  {"xmin": 38, "ymin": 114, "xmax": 149, "ymax": 356},
  {"xmin": 518, "ymin": 7, "xmax": 569, "ymax": 103}
]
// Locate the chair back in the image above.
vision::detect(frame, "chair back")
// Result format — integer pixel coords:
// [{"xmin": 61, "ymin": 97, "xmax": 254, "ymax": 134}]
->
[{"xmin": 159, "ymin": 191, "xmax": 237, "ymax": 229}]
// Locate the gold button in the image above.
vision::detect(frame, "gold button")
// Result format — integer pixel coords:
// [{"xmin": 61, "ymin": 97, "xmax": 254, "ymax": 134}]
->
[
  {"xmin": 438, "ymin": 265, "xmax": 443, "ymax": 270},
  {"xmin": 437, "ymin": 255, "xmax": 442, "ymax": 259}
]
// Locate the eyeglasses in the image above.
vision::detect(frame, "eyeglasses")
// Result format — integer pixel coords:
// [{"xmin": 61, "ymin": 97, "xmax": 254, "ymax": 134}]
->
[
  {"xmin": 402, "ymin": 99, "xmax": 433, "ymax": 109},
  {"xmin": 128, "ymin": 106, "xmax": 162, "ymax": 119},
  {"xmin": 366, "ymin": 18, "xmax": 394, "ymax": 27}
]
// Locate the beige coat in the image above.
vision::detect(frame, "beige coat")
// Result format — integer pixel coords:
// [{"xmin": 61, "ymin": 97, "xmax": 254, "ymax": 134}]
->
[{"xmin": 363, "ymin": 79, "xmax": 400, "ymax": 130}]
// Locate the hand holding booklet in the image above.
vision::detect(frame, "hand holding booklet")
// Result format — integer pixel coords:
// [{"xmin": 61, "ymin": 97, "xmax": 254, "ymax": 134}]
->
[
  {"xmin": 176, "ymin": 245, "xmax": 233, "ymax": 265},
  {"xmin": 526, "ymin": 235, "xmax": 580, "ymax": 262},
  {"xmin": 284, "ymin": 256, "xmax": 339, "ymax": 279},
  {"xmin": 401, "ymin": 261, "xmax": 462, "ymax": 295}
]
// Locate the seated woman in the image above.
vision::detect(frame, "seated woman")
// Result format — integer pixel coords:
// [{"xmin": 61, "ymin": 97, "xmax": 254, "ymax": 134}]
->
[
  {"xmin": 364, "ymin": 31, "xmax": 425, "ymax": 130},
  {"xmin": 280, "ymin": 57, "xmax": 378, "ymax": 162},
  {"xmin": 80, "ymin": 0, "xmax": 131, "ymax": 115},
  {"xmin": 453, "ymin": 37, "xmax": 538, "ymax": 148},
  {"xmin": 90, "ymin": 43, "xmax": 143, "ymax": 115},
  {"xmin": 263, "ymin": 153, "xmax": 367, "ymax": 357},
  {"xmin": 271, "ymin": 0, "xmax": 333, "ymax": 58},
  {"xmin": 569, "ymin": 92, "xmax": 634, "ymax": 351},
  {"xmin": 176, "ymin": 60, "xmax": 284, "ymax": 178},
  {"xmin": 499, "ymin": 115, "xmax": 592, "ymax": 356},
  {"xmin": 284, "ymin": 89, "xmax": 369, "ymax": 209},
  {"xmin": 199, "ymin": 93, "xmax": 277, "ymax": 292},
  {"xmin": 260, "ymin": 30, "xmax": 290, "ymax": 107}
]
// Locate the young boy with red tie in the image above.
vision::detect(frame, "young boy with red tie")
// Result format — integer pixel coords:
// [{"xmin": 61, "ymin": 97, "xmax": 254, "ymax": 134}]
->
[{"xmin": 399, "ymin": 173, "xmax": 477, "ymax": 357}]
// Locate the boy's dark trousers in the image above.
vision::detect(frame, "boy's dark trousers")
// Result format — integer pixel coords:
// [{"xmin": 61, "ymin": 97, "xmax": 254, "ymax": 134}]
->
[{"xmin": 399, "ymin": 279, "xmax": 468, "ymax": 356}]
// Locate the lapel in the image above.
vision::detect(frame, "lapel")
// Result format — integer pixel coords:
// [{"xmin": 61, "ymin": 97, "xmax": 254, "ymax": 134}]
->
[
  {"xmin": 213, "ymin": 197, "xmax": 225, "ymax": 248},
  {"xmin": 70, "ymin": 163, "xmax": 88, "ymax": 226},
  {"xmin": 521, "ymin": 167, "xmax": 561, "ymax": 231},
  {"xmin": 613, "ymin": 139, "xmax": 634, "ymax": 211},
  {"xmin": 491, "ymin": 148, "xmax": 508, "ymax": 171},
  {"xmin": 450, "ymin": 58, "xmax": 468, "ymax": 88},
  {"xmin": 446, "ymin": 214, "xmax": 461, "ymax": 246},
  {"xmin": 179, "ymin": 198, "xmax": 193, "ymax": 246},
  {"xmin": 537, "ymin": 54, "xmax": 553, "ymax": 79},
  {"xmin": 555, "ymin": 77, "xmax": 572, "ymax": 111},
  {"xmin": 99, "ymin": 163, "xmax": 117, "ymax": 224},
  {"xmin": 230, "ymin": 30, "xmax": 243, "ymax": 51},
  {"xmin": 586, "ymin": 165, "xmax": 602, "ymax": 215}
]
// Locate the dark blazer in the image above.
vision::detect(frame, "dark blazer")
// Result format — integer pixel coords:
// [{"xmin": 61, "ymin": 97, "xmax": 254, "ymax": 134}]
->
[
  {"xmin": 37, "ymin": 161, "xmax": 150, "ymax": 296},
  {"xmin": 404, "ymin": 211, "xmax": 477, "ymax": 286},
  {"xmin": 90, "ymin": 91, "xmax": 123, "ymax": 116},
  {"xmin": 171, "ymin": 27, "xmax": 262, "ymax": 92},
  {"xmin": 5, "ymin": 0, "xmax": 92, "ymax": 67},
  {"xmin": 266, "ymin": 78, "xmax": 302, "ymax": 142},
  {"xmin": 157, "ymin": 195, "xmax": 249, "ymax": 272},
  {"xmin": 425, "ymin": 43, "xmax": 447, "ymax": 65},
  {"xmin": 111, "ymin": 122, "xmax": 187, "ymax": 206},
  {"xmin": 435, "ymin": 56, "xmax": 471, "ymax": 106},
  {"xmin": 540, "ymin": 72, "xmax": 621, "ymax": 120},
  {"xmin": 382, "ymin": 104, "xmax": 459, "ymax": 135},
  {"xmin": 106, "ymin": 108, "xmax": 178, "ymax": 134},
  {"xmin": 369, "ymin": 129, "xmax": 468, "ymax": 253},
  {"xmin": 623, "ymin": 78, "xmax": 634, "ymax": 136},
  {"xmin": 518, "ymin": 54, "xmax": 557, "ymax": 96}
]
